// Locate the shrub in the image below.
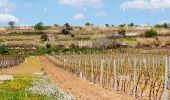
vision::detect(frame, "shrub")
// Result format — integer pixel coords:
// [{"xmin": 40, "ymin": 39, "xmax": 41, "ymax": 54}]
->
[
  {"xmin": 61, "ymin": 29, "xmax": 71, "ymax": 35},
  {"xmin": 144, "ymin": 29, "xmax": 157, "ymax": 38},
  {"xmin": 157, "ymin": 37, "xmax": 170, "ymax": 47},
  {"xmin": 0, "ymin": 46, "xmax": 10, "ymax": 55},
  {"xmin": 46, "ymin": 44, "xmax": 51, "ymax": 48},
  {"xmin": 71, "ymin": 34, "xmax": 74, "ymax": 38},
  {"xmin": 41, "ymin": 33, "xmax": 48, "ymax": 41},
  {"xmin": 136, "ymin": 38, "xmax": 158, "ymax": 47},
  {"xmin": 9, "ymin": 31, "xmax": 45, "ymax": 36},
  {"xmin": 117, "ymin": 29, "xmax": 126, "ymax": 37},
  {"xmin": 94, "ymin": 38, "xmax": 121, "ymax": 49}
]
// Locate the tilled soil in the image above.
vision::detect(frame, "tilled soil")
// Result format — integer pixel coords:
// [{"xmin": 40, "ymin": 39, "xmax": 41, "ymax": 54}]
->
[{"xmin": 40, "ymin": 56, "xmax": 133, "ymax": 100}]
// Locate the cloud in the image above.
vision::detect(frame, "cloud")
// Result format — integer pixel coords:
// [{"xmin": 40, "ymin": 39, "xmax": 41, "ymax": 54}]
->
[
  {"xmin": 159, "ymin": 20, "xmax": 170, "ymax": 24},
  {"xmin": 121, "ymin": 0, "xmax": 170, "ymax": 10},
  {"xmin": 0, "ymin": 13, "xmax": 18, "ymax": 23},
  {"xmin": 72, "ymin": 13, "xmax": 84, "ymax": 20},
  {"xmin": 0, "ymin": 0, "xmax": 15, "ymax": 12},
  {"xmin": 23, "ymin": 0, "xmax": 41, "ymax": 7},
  {"xmin": 95, "ymin": 11, "xmax": 108, "ymax": 16},
  {"xmin": 58, "ymin": 0, "xmax": 103, "ymax": 8}
]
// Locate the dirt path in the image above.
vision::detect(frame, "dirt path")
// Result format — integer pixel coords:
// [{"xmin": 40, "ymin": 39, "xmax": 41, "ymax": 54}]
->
[{"xmin": 40, "ymin": 56, "xmax": 133, "ymax": 100}]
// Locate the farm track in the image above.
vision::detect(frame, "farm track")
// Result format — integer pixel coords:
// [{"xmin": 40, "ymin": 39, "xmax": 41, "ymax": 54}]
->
[{"xmin": 39, "ymin": 56, "xmax": 133, "ymax": 100}]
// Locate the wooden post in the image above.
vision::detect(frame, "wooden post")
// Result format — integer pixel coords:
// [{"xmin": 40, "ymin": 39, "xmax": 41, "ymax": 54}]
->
[
  {"xmin": 91, "ymin": 59, "xmax": 94, "ymax": 82},
  {"xmin": 114, "ymin": 60, "xmax": 117, "ymax": 90},
  {"xmin": 143, "ymin": 58, "xmax": 147, "ymax": 72},
  {"xmin": 100, "ymin": 59, "xmax": 104, "ymax": 85},
  {"xmin": 84, "ymin": 59, "xmax": 87, "ymax": 80},
  {"xmin": 134, "ymin": 58, "xmax": 137, "ymax": 98},
  {"xmin": 152, "ymin": 57, "xmax": 155, "ymax": 77},
  {"xmin": 164, "ymin": 57, "xmax": 168, "ymax": 100}
]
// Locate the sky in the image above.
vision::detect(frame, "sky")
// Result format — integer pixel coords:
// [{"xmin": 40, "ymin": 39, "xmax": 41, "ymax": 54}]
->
[{"xmin": 0, "ymin": 0, "xmax": 170, "ymax": 26}]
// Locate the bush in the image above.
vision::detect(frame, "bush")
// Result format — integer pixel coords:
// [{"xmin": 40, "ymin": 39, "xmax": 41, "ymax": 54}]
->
[
  {"xmin": 94, "ymin": 38, "xmax": 121, "ymax": 49},
  {"xmin": 117, "ymin": 29, "xmax": 126, "ymax": 37},
  {"xmin": 41, "ymin": 33, "xmax": 48, "ymax": 41},
  {"xmin": 71, "ymin": 34, "xmax": 74, "ymax": 38},
  {"xmin": 61, "ymin": 29, "xmax": 71, "ymax": 35},
  {"xmin": 46, "ymin": 44, "xmax": 51, "ymax": 48},
  {"xmin": 144, "ymin": 29, "xmax": 157, "ymax": 38},
  {"xmin": 0, "ymin": 46, "xmax": 10, "ymax": 55},
  {"xmin": 9, "ymin": 31, "xmax": 45, "ymax": 36},
  {"xmin": 136, "ymin": 38, "xmax": 158, "ymax": 47}
]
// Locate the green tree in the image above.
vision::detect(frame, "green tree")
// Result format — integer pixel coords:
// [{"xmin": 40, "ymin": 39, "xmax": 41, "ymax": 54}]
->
[
  {"xmin": 162, "ymin": 23, "xmax": 169, "ymax": 29},
  {"xmin": 85, "ymin": 22, "xmax": 91, "ymax": 26},
  {"xmin": 119, "ymin": 24, "xmax": 126, "ymax": 27},
  {"xmin": 54, "ymin": 24, "xmax": 59, "ymax": 27},
  {"xmin": 155, "ymin": 23, "xmax": 169, "ymax": 29},
  {"xmin": 64, "ymin": 23, "xmax": 72, "ymax": 30},
  {"xmin": 105, "ymin": 24, "xmax": 109, "ymax": 27},
  {"xmin": 34, "ymin": 22, "xmax": 44, "ymax": 30},
  {"xmin": 144, "ymin": 29, "xmax": 157, "ymax": 38},
  {"xmin": 8, "ymin": 21, "xmax": 15, "ymax": 28},
  {"xmin": 128, "ymin": 23, "xmax": 134, "ymax": 27}
]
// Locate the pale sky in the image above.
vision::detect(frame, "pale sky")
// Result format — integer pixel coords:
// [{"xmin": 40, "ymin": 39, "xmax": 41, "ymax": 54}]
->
[{"xmin": 0, "ymin": 0, "xmax": 170, "ymax": 26}]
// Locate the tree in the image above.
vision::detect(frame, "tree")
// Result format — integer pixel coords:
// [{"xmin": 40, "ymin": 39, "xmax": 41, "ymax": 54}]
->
[
  {"xmin": 144, "ymin": 29, "xmax": 157, "ymax": 38},
  {"xmin": 34, "ymin": 22, "xmax": 44, "ymax": 30},
  {"xmin": 105, "ymin": 24, "xmax": 109, "ymax": 27},
  {"xmin": 162, "ymin": 23, "xmax": 169, "ymax": 29},
  {"xmin": 85, "ymin": 22, "xmax": 91, "ymax": 26},
  {"xmin": 54, "ymin": 24, "xmax": 59, "ymax": 27},
  {"xmin": 8, "ymin": 21, "xmax": 15, "ymax": 28},
  {"xmin": 119, "ymin": 24, "xmax": 126, "ymax": 27},
  {"xmin": 112, "ymin": 24, "xmax": 115, "ymax": 27},
  {"xmin": 128, "ymin": 23, "xmax": 134, "ymax": 27},
  {"xmin": 64, "ymin": 23, "xmax": 72, "ymax": 30},
  {"xmin": 154, "ymin": 24, "xmax": 162, "ymax": 28},
  {"xmin": 61, "ymin": 23, "xmax": 72, "ymax": 35},
  {"xmin": 154, "ymin": 23, "xmax": 170, "ymax": 29}
]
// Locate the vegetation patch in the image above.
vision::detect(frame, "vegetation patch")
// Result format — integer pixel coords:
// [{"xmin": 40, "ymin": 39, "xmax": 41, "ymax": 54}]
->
[
  {"xmin": 8, "ymin": 32, "xmax": 45, "ymax": 36},
  {"xmin": 0, "ymin": 75, "xmax": 72, "ymax": 100}
]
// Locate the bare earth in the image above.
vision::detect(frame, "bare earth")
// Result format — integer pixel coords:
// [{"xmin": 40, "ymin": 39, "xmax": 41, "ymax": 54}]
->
[
  {"xmin": 40, "ymin": 56, "xmax": 133, "ymax": 100},
  {"xmin": 0, "ymin": 56, "xmax": 42, "ymax": 75}
]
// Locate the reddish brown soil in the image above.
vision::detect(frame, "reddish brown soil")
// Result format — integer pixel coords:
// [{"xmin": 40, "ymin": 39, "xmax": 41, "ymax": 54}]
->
[{"xmin": 40, "ymin": 56, "xmax": 133, "ymax": 100}]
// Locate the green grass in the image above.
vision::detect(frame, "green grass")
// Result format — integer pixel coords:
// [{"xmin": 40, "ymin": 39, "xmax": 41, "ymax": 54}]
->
[
  {"xmin": 123, "ymin": 38, "xmax": 137, "ymax": 46},
  {"xmin": 0, "ymin": 75, "xmax": 73, "ymax": 100},
  {"xmin": 0, "ymin": 75, "xmax": 47, "ymax": 100}
]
